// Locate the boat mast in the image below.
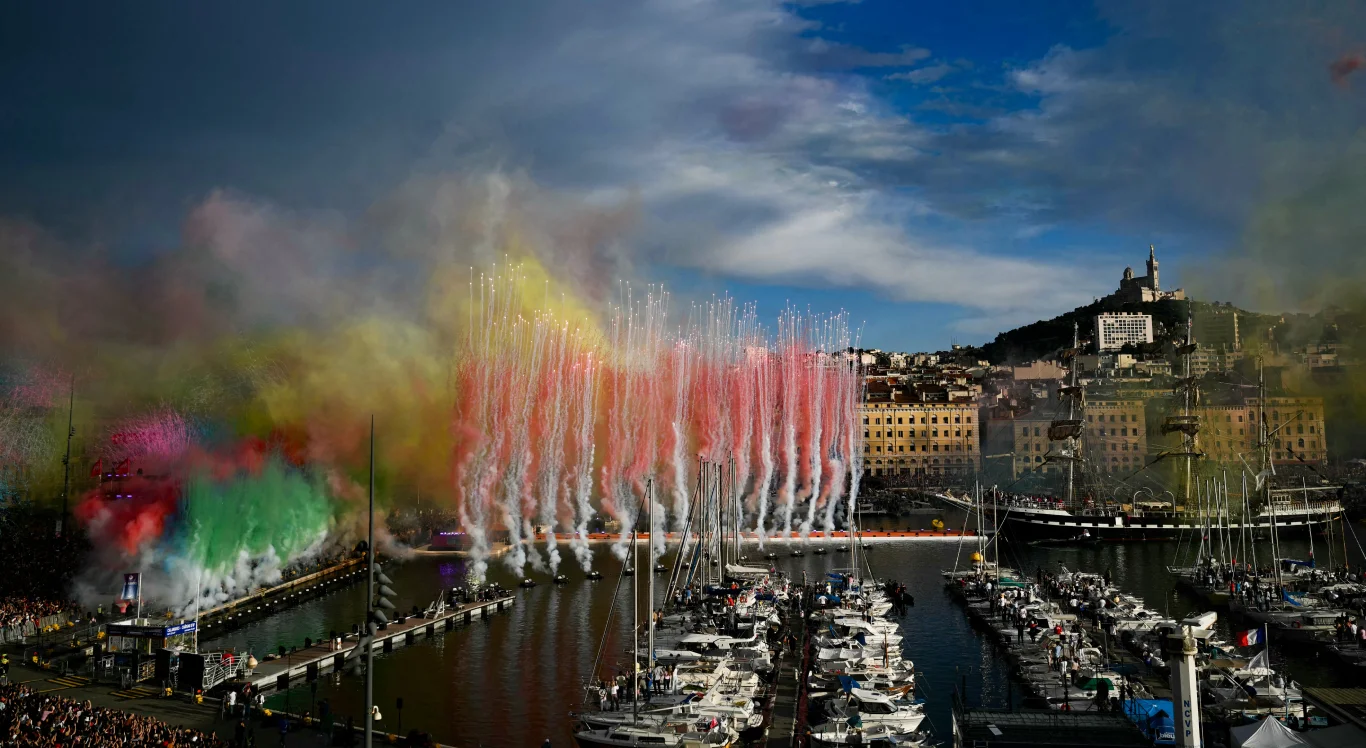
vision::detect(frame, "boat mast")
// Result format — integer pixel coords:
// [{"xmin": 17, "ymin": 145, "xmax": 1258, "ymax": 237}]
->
[
  {"xmin": 648, "ymin": 478, "xmax": 656, "ymax": 672},
  {"xmin": 632, "ymin": 501, "xmax": 640, "ymax": 725},
  {"xmin": 1258, "ymin": 357, "xmax": 1282, "ymax": 590},
  {"xmin": 1303, "ymin": 478, "xmax": 1314, "ymax": 563},
  {"xmin": 1065, "ymin": 321, "xmax": 1078, "ymax": 507}
]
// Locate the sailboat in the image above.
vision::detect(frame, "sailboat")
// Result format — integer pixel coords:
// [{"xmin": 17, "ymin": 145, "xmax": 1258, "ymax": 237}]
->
[
  {"xmin": 574, "ymin": 477, "xmax": 743, "ymax": 748},
  {"xmin": 935, "ymin": 317, "xmax": 1343, "ymax": 540}
]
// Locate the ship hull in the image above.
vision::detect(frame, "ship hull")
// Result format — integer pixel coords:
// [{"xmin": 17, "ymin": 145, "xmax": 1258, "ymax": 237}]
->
[
  {"xmin": 1003, "ymin": 508, "xmax": 1339, "ymax": 541},
  {"xmin": 931, "ymin": 493, "xmax": 1342, "ymax": 541}
]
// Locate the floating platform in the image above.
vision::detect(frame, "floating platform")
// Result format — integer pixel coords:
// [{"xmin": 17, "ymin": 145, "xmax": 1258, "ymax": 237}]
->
[
  {"xmin": 539, "ymin": 530, "xmax": 982, "ymax": 544},
  {"xmin": 237, "ymin": 596, "xmax": 515, "ymax": 694},
  {"xmin": 200, "ymin": 558, "xmax": 367, "ymax": 636}
]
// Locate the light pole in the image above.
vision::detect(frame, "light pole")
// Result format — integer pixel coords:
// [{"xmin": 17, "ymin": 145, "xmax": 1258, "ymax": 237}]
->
[{"xmin": 365, "ymin": 416, "xmax": 376, "ymax": 748}]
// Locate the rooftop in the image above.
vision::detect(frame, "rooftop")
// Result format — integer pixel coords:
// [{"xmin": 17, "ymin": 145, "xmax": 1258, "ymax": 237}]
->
[{"xmin": 1303, "ymin": 687, "xmax": 1366, "ymax": 730}]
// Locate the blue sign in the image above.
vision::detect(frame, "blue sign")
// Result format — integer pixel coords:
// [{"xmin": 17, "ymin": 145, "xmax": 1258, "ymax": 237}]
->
[
  {"xmin": 120, "ymin": 573, "xmax": 141, "ymax": 601},
  {"xmin": 108, "ymin": 621, "xmax": 197, "ymax": 638},
  {"xmin": 166, "ymin": 622, "xmax": 198, "ymax": 636}
]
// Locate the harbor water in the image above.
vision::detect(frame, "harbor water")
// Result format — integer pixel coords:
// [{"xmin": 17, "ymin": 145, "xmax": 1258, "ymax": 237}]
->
[{"xmin": 203, "ymin": 511, "xmax": 1366, "ymax": 746}]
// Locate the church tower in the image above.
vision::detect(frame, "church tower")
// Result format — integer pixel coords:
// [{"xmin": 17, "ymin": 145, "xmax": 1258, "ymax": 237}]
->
[{"xmin": 1147, "ymin": 244, "xmax": 1159, "ymax": 291}]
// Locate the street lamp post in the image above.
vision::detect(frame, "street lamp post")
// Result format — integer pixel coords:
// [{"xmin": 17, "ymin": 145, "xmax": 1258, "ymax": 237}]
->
[{"xmin": 365, "ymin": 416, "xmax": 376, "ymax": 748}]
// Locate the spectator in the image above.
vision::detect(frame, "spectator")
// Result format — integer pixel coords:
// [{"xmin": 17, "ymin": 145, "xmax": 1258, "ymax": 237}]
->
[{"xmin": 0, "ymin": 682, "xmax": 228, "ymax": 746}]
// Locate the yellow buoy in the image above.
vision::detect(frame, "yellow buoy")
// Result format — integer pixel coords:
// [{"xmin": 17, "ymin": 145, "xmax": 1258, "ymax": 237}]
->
[
  {"xmin": 970, "ymin": 551, "xmax": 984, "ymax": 563},
  {"xmin": 931, "ymin": 519, "xmax": 945, "ymax": 530}
]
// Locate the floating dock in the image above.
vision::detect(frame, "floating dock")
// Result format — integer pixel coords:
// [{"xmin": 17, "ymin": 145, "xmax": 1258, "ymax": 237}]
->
[
  {"xmin": 200, "ymin": 558, "xmax": 366, "ymax": 636},
  {"xmin": 545, "ymin": 530, "xmax": 981, "ymax": 543},
  {"xmin": 239, "ymin": 596, "xmax": 515, "ymax": 694}
]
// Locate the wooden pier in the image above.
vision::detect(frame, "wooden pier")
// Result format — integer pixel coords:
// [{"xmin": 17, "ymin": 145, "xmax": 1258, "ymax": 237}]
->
[
  {"xmin": 238, "ymin": 596, "xmax": 515, "ymax": 694},
  {"xmin": 200, "ymin": 558, "xmax": 367, "ymax": 636}
]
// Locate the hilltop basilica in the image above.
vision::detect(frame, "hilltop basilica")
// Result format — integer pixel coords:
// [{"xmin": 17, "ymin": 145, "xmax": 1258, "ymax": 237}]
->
[{"xmin": 1113, "ymin": 245, "xmax": 1186, "ymax": 303}]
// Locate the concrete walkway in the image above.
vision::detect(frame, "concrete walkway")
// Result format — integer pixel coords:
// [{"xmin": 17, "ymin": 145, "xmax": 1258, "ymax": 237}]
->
[{"xmin": 6, "ymin": 661, "xmax": 402, "ymax": 746}]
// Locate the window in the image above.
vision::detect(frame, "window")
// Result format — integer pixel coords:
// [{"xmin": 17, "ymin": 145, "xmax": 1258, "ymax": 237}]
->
[
  {"xmin": 1120, "ymin": 414, "xmax": 1127, "ymax": 422},
  {"xmin": 1134, "ymin": 428, "xmax": 1140, "ymax": 436},
  {"xmin": 933, "ymin": 444, "xmax": 939, "ymax": 452},
  {"xmin": 932, "ymin": 429, "xmax": 939, "ymax": 438},
  {"xmin": 1099, "ymin": 428, "xmax": 1106, "ymax": 436},
  {"xmin": 1022, "ymin": 427, "xmax": 1029, "ymax": 436},
  {"xmin": 876, "ymin": 446, "xmax": 882, "ymax": 453},
  {"xmin": 966, "ymin": 430, "xmax": 973, "ymax": 438},
  {"xmin": 1087, "ymin": 414, "xmax": 1094, "ymax": 422},
  {"xmin": 864, "ymin": 431, "xmax": 869, "ymax": 438},
  {"xmin": 966, "ymin": 416, "xmax": 972, "ymax": 423},
  {"xmin": 932, "ymin": 416, "xmax": 938, "ymax": 424},
  {"xmin": 1110, "ymin": 415, "xmax": 1116, "ymax": 422},
  {"xmin": 1298, "ymin": 438, "xmax": 1305, "ymax": 448},
  {"xmin": 898, "ymin": 445, "xmax": 905, "ymax": 452},
  {"xmin": 1120, "ymin": 427, "xmax": 1127, "ymax": 436},
  {"xmin": 863, "ymin": 445, "xmax": 869, "ymax": 453},
  {"xmin": 1309, "ymin": 425, "xmax": 1315, "ymax": 434},
  {"xmin": 1297, "ymin": 424, "xmax": 1304, "ymax": 434},
  {"xmin": 1238, "ymin": 416, "xmax": 1243, "ymax": 422},
  {"xmin": 1034, "ymin": 427, "xmax": 1041, "ymax": 437},
  {"xmin": 863, "ymin": 417, "xmax": 869, "ymax": 425},
  {"xmin": 909, "ymin": 444, "xmax": 916, "ymax": 452},
  {"xmin": 955, "ymin": 416, "xmax": 961, "ymax": 424},
  {"xmin": 967, "ymin": 443, "xmax": 973, "ymax": 451},
  {"xmin": 898, "ymin": 417, "xmax": 903, "ymax": 424}
]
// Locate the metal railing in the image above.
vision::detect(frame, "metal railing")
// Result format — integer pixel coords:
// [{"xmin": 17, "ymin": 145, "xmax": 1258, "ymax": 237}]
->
[{"xmin": 0, "ymin": 612, "xmax": 75, "ymax": 645}]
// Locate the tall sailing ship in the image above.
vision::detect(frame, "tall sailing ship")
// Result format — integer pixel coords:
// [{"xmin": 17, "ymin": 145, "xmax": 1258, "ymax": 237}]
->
[{"xmin": 936, "ymin": 316, "xmax": 1343, "ymax": 541}]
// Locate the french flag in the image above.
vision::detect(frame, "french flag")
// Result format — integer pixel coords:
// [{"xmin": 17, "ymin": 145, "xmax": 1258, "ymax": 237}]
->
[{"xmin": 1237, "ymin": 628, "xmax": 1263, "ymax": 647}]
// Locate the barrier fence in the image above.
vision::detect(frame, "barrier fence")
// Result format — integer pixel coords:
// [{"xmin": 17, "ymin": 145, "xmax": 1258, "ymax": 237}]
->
[{"xmin": 0, "ymin": 612, "xmax": 75, "ymax": 645}]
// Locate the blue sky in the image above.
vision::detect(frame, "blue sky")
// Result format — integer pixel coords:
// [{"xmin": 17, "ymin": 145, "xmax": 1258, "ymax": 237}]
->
[{"xmin": 2, "ymin": 1, "xmax": 1364, "ymax": 350}]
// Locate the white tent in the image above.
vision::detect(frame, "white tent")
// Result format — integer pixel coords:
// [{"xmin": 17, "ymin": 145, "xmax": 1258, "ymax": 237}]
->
[
  {"xmin": 1232, "ymin": 717, "xmax": 1308, "ymax": 748},
  {"xmin": 1231, "ymin": 717, "xmax": 1366, "ymax": 748}
]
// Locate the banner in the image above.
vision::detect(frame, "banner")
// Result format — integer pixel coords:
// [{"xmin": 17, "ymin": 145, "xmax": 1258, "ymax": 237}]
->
[{"xmin": 120, "ymin": 573, "xmax": 141, "ymax": 602}]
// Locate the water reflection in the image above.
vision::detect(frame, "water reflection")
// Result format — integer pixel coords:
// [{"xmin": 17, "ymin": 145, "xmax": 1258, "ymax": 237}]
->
[{"xmin": 201, "ymin": 520, "xmax": 1364, "ymax": 745}]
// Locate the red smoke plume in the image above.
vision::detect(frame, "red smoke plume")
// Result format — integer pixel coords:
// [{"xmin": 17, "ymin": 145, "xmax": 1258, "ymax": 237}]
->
[{"xmin": 1330, "ymin": 53, "xmax": 1364, "ymax": 87}]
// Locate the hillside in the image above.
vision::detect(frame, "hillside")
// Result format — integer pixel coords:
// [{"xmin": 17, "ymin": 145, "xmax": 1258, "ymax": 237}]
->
[{"xmin": 981, "ymin": 298, "xmax": 1188, "ymax": 364}]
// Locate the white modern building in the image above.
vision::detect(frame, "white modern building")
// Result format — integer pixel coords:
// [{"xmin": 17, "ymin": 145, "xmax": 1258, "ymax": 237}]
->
[{"xmin": 1096, "ymin": 312, "xmax": 1153, "ymax": 351}]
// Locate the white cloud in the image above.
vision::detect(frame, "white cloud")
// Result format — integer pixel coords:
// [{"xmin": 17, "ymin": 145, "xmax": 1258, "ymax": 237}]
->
[{"xmin": 886, "ymin": 64, "xmax": 954, "ymax": 85}]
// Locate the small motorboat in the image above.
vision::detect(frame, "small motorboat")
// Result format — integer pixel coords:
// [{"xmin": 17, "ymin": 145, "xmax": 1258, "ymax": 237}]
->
[
  {"xmin": 586, "ymin": 570, "xmax": 603, "ymax": 580},
  {"xmin": 622, "ymin": 567, "xmax": 636, "ymax": 576},
  {"xmin": 553, "ymin": 574, "xmax": 569, "ymax": 585},
  {"xmin": 765, "ymin": 552, "xmax": 778, "ymax": 560},
  {"xmin": 653, "ymin": 563, "xmax": 668, "ymax": 573},
  {"xmin": 791, "ymin": 549, "xmax": 804, "ymax": 557},
  {"xmin": 519, "ymin": 578, "xmax": 537, "ymax": 588},
  {"xmin": 813, "ymin": 547, "xmax": 828, "ymax": 555}
]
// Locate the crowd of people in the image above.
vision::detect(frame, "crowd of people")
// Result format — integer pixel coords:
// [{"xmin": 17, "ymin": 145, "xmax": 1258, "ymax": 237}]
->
[
  {"xmin": 0, "ymin": 683, "xmax": 227, "ymax": 746},
  {"xmin": 0, "ymin": 598, "xmax": 77, "ymax": 631}
]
